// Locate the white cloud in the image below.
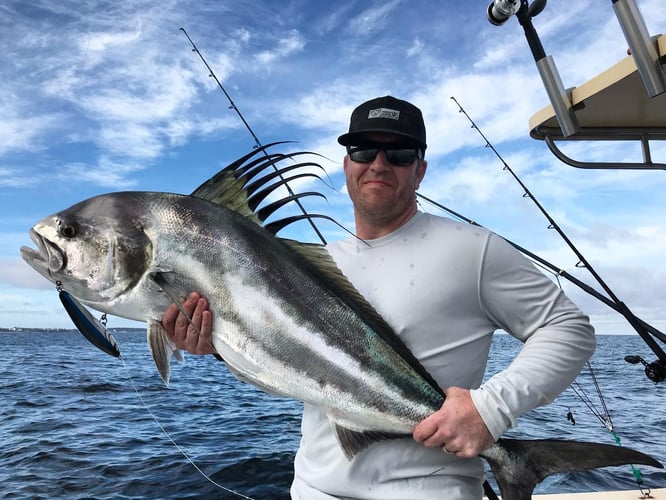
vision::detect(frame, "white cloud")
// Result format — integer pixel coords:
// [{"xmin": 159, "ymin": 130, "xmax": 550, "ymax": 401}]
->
[
  {"xmin": 255, "ymin": 29, "xmax": 306, "ymax": 65},
  {"xmin": 56, "ymin": 158, "xmax": 144, "ymax": 188},
  {"xmin": 0, "ymin": 0, "xmax": 664, "ymax": 338},
  {"xmin": 0, "ymin": 167, "xmax": 44, "ymax": 188},
  {"xmin": 0, "ymin": 259, "xmax": 52, "ymax": 290},
  {"xmin": 0, "ymin": 113, "xmax": 61, "ymax": 156},
  {"xmin": 345, "ymin": 0, "xmax": 403, "ymax": 37},
  {"xmin": 407, "ymin": 37, "xmax": 425, "ymax": 58}
]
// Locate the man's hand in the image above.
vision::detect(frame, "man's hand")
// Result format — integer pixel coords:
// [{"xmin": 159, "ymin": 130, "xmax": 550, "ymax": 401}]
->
[
  {"xmin": 412, "ymin": 387, "xmax": 494, "ymax": 458},
  {"xmin": 161, "ymin": 292, "xmax": 216, "ymax": 354}
]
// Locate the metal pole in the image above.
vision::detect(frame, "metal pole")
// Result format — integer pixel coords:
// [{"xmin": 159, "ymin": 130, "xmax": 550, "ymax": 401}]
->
[{"xmin": 612, "ymin": 0, "xmax": 666, "ymax": 97}]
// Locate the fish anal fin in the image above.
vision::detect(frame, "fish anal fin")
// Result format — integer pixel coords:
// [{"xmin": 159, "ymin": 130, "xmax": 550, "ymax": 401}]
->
[
  {"xmin": 147, "ymin": 319, "xmax": 184, "ymax": 387},
  {"xmin": 334, "ymin": 424, "xmax": 408, "ymax": 460},
  {"xmin": 481, "ymin": 438, "xmax": 663, "ymax": 500}
]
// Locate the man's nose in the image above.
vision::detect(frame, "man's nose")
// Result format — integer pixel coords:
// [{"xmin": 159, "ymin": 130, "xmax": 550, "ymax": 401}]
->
[{"xmin": 369, "ymin": 150, "xmax": 391, "ymax": 171}]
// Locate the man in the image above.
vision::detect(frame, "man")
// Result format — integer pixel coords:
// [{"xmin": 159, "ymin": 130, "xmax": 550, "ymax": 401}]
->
[{"xmin": 162, "ymin": 96, "xmax": 595, "ymax": 499}]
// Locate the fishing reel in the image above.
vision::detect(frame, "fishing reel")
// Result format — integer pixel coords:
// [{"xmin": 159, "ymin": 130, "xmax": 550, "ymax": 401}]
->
[
  {"xmin": 625, "ymin": 355, "xmax": 666, "ymax": 384},
  {"xmin": 486, "ymin": 0, "xmax": 546, "ymax": 26}
]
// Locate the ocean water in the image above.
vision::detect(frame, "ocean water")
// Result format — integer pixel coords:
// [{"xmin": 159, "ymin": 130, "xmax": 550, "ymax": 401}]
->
[{"xmin": 0, "ymin": 331, "xmax": 664, "ymax": 499}]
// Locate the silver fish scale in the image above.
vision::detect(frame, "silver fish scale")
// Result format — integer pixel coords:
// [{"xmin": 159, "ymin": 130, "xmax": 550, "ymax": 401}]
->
[{"xmin": 182, "ymin": 202, "xmax": 444, "ymax": 431}]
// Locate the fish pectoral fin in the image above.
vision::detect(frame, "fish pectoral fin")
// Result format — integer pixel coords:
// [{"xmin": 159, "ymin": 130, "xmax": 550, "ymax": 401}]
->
[
  {"xmin": 149, "ymin": 272, "xmax": 187, "ymax": 308},
  {"xmin": 333, "ymin": 424, "xmax": 408, "ymax": 460},
  {"xmin": 149, "ymin": 272, "xmax": 202, "ymax": 338},
  {"xmin": 147, "ymin": 319, "xmax": 184, "ymax": 387},
  {"xmin": 481, "ymin": 438, "xmax": 663, "ymax": 500}
]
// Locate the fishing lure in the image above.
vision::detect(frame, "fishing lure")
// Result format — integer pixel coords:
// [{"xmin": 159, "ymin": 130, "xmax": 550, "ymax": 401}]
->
[{"xmin": 57, "ymin": 283, "xmax": 120, "ymax": 358}]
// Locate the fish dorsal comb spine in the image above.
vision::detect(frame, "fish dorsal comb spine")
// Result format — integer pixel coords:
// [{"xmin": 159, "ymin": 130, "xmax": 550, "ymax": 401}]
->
[{"xmin": 190, "ymin": 142, "xmax": 328, "ymax": 234}]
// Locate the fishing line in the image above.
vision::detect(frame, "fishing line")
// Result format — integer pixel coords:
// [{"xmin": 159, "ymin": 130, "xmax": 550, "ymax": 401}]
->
[
  {"xmin": 569, "ymin": 363, "xmax": 653, "ymax": 495},
  {"xmin": 428, "ymin": 100, "xmax": 659, "ymax": 491},
  {"xmin": 418, "ymin": 189, "xmax": 617, "ymax": 428},
  {"xmin": 571, "ymin": 363, "xmax": 613, "ymax": 431},
  {"xmin": 180, "ymin": 27, "xmax": 327, "ymax": 245},
  {"xmin": 55, "ymin": 284, "xmax": 254, "ymax": 498},
  {"xmin": 118, "ymin": 358, "xmax": 256, "ymax": 500},
  {"xmin": 416, "ymin": 192, "xmax": 627, "ymax": 313},
  {"xmin": 419, "ymin": 193, "xmax": 655, "ymax": 493}
]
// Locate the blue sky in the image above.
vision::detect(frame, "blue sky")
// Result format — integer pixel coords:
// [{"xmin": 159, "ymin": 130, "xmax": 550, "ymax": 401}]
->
[{"xmin": 2, "ymin": 0, "xmax": 665, "ymax": 335}]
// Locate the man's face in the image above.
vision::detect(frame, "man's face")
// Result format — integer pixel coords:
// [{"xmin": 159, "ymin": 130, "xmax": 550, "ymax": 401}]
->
[{"xmin": 343, "ymin": 133, "xmax": 427, "ymax": 227}]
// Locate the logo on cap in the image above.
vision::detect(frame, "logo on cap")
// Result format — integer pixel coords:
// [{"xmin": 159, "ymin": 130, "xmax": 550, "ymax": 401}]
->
[{"xmin": 368, "ymin": 108, "xmax": 400, "ymax": 120}]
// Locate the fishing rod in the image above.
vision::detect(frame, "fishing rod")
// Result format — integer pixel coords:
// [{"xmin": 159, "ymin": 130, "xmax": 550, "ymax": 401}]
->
[
  {"xmin": 442, "ymin": 95, "xmax": 660, "ymax": 492},
  {"xmin": 180, "ymin": 27, "xmax": 665, "ymax": 381},
  {"xmin": 180, "ymin": 27, "xmax": 327, "ymax": 245},
  {"xmin": 448, "ymin": 96, "xmax": 666, "ymax": 383}
]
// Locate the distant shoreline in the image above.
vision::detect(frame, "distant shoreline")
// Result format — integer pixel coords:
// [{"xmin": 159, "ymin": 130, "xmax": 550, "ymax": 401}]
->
[
  {"xmin": 0, "ymin": 328, "xmax": 635, "ymax": 335},
  {"xmin": 0, "ymin": 327, "xmax": 145, "ymax": 333}
]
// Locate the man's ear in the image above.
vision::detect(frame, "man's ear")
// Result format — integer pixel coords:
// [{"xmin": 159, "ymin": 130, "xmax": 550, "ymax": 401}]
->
[{"xmin": 415, "ymin": 159, "xmax": 427, "ymax": 189}]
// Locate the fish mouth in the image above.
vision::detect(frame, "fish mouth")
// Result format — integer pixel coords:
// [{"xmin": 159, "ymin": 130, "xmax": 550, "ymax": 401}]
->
[{"xmin": 20, "ymin": 229, "xmax": 65, "ymax": 278}]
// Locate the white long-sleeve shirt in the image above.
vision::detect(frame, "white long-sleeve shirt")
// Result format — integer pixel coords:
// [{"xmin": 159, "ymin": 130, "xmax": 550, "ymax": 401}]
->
[{"xmin": 291, "ymin": 211, "xmax": 595, "ymax": 499}]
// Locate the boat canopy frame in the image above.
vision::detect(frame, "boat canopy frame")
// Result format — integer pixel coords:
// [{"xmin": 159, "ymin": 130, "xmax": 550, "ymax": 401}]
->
[{"xmin": 521, "ymin": 0, "xmax": 666, "ymax": 170}]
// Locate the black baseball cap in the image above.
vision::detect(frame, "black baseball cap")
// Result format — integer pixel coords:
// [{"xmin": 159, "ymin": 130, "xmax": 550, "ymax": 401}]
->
[{"xmin": 337, "ymin": 96, "xmax": 427, "ymax": 150}]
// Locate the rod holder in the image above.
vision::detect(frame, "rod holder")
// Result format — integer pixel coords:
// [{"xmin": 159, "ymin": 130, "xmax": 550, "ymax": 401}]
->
[
  {"xmin": 613, "ymin": 0, "xmax": 666, "ymax": 97},
  {"xmin": 536, "ymin": 56, "xmax": 581, "ymax": 137}
]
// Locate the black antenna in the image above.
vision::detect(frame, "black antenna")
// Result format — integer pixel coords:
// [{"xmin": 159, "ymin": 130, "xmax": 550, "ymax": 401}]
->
[{"xmin": 180, "ymin": 27, "xmax": 327, "ymax": 245}]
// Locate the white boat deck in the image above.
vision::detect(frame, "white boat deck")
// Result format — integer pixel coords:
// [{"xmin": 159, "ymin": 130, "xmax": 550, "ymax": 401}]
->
[{"xmin": 485, "ymin": 487, "xmax": 666, "ymax": 499}]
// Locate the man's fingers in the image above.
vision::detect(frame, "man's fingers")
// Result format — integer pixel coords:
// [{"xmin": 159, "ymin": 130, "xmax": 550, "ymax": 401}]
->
[
  {"xmin": 174, "ymin": 292, "xmax": 200, "ymax": 336},
  {"xmin": 413, "ymin": 410, "xmax": 450, "ymax": 448},
  {"xmin": 196, "ymin": 310, "xmax": 214, "ymax": 353},
  {"xmin": 161, "ymin": 303, "xmax": 180, "ymax": 338},
  {"xmin": 161, "ymin": 292, "xmax": 215, "ymax": 354},
  {"xmin": 190, "ymin": 297, "xmax": 204, "ymax": 333},
  {"xmin": 201, "ymin": 310, "xmax": 212, "ymax": 337}
]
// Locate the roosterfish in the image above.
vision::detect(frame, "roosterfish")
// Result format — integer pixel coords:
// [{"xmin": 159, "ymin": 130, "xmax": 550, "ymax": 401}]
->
[{"xmin": 20, "ymin": 144, "xmax": 662, "ymax": 499}]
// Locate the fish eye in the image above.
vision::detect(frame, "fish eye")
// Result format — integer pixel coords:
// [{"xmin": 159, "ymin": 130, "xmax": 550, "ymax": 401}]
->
[{"xmin": 59, "ymin": 223, "xmax": 78, "ymax": 238}]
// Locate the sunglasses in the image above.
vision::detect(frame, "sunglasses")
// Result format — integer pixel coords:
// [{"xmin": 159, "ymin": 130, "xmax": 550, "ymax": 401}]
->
[{"xmin": 346, "ymin": 145, "xmax": 421, "ymax": 166}]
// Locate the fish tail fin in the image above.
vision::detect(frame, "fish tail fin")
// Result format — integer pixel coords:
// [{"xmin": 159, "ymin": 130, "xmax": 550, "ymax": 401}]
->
[
  {"xmin": 147, "ymin": 319, "xmax": 184, "ymax": 386},
  {"xmin": 481, "ymin": 438, "xmax": 663, "ymax": 500}
]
